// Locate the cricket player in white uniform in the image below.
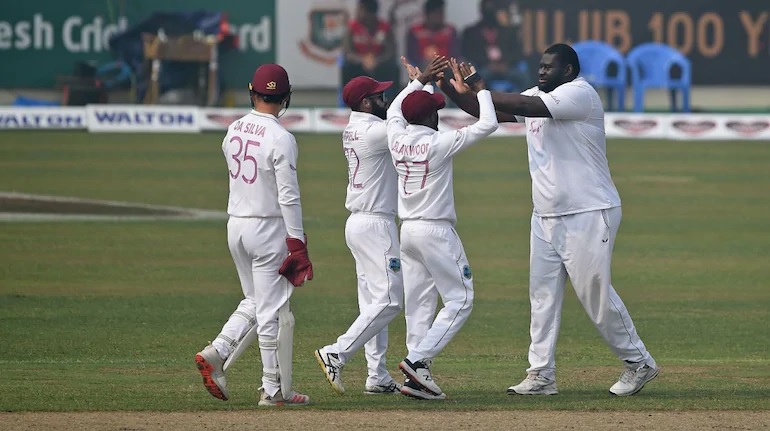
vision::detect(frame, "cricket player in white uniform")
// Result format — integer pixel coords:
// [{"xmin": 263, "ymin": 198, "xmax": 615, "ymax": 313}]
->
[
  {"xmin": 195, "ymin": 63, "xmax": 314, "ymax": 407},
  {"xmin": 386, "ymin": 56, "xmax": 498, "ymax": 400},
  {"xmin": 314, "ymin": 76, "xmax": 404, "ymax": 396},
  {"xmin": 440, "ymin": 44, "xmax": 658, "ymax": 396}
]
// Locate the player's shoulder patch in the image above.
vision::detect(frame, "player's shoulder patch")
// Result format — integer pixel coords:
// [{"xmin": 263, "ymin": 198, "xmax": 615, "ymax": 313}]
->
[
  {"xmin": 462, "ymin": 264, "xmax": 472, "ymax": 280},
  {"xmin": 388, "ymin": 257, "xmax": 401, "ymax": 273}
]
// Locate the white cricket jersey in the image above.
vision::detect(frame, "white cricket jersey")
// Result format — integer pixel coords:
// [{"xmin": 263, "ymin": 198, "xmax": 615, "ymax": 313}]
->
[
  {"xmin": 222, "ymin": 110, "xmax": 304, "ymax": 238},
  {"xmin": 386, "ymin": 80, "xmax": 498, "ymax": 224},
  {"xmin": 342, "ymin": 112, "xmax": 397, "ymax": 215},
  {"xmin": 519, "ymin": 77, "xmax": 621, "ymax": 217}
]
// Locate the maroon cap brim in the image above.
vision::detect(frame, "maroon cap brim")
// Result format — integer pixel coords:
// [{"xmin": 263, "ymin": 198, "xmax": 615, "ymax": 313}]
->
[{"xmin": 371, "ymin": 81, "xmax": 393, "ymax": 95}]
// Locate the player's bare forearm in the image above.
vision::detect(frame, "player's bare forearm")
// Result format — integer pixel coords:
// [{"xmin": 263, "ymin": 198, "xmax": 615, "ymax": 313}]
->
[
  {"xmin": 490, "ymin": 92, "xmax": 552, "ymax": 118},
  {"xmin": 438, "ymin": 75, "xmax": 472, "ymax": 107},
  {"xmin": 438, "ymin": 78, "xmax": 518, "ymax": 123},
  {"xmin": 417, "ymin": 56, "xmax": 449, "ymax": 84},
  {"xmin": 438, "ymin": 69, "xmax": 517, "ymax": 123}
]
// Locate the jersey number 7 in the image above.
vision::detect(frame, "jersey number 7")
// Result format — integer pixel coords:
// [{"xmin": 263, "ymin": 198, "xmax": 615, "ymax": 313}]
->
[{"xmin": 395, "ymin": 160, "xmax": 429, "ymax": 195}]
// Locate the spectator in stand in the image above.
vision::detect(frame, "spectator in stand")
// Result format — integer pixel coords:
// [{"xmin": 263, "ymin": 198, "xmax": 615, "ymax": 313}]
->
[
  {"xmin": 342, "ymin": 0, "xmax": 399, "ymax": 100},
  {"xmin": 406, "ymin": 0, "xmax": 460, "ymax": 71},
  {"xmin": 461, "ymin": 0, "xmax": 527, "ymax": 91}
]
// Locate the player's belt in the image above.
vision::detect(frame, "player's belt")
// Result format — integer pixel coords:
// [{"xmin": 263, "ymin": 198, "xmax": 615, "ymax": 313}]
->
[{"xmin": 351, "ymin": 211, "xmax": 392, "ymax": 218}]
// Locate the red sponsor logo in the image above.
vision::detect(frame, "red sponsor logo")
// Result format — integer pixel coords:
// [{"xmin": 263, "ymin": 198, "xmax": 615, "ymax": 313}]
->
[
  {"xmin": 613, "ymin": 119, "xmax": 658, "ymax": 134},
  {"xmin": 278, "ymin": 114, "xmax": 307, "ymax": 128},
  {"xmin": 725, "ymin": 120, "xmax": 770, "ymax": 136},
  {"xmin": 320, "ymin": 111, "xmax": 351, "ymax": 126},
  {"xmin": 499, "ymin": 122, "xmax": 526, "ymax": 132},
  {"xmin": 439, "ymin": 115, "xmax": 476, "ymax": 129},
  {"xmin": 671, "ymin": 120, "xmax": 717, "ymax": 135},
  {"xmin": 206, "ymin": 114, "xmax": 242, "ymax": 127}
]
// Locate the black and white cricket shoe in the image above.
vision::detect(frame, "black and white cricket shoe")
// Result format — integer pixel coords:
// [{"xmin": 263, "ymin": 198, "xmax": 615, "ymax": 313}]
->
[
  {"xmin": 314, "ymin": 346, "xmax": 345, "ymax": 395},
  {"xmin": 400, "ymin": 377, "xmax": 446, "ymax": 400},
  {"xmin": 398, "ymin": 358, "xmax": 443, "ymax": 396},
  {"xmin": 364, "ymin": 380, "xmax": 402, "ymax": 395}
]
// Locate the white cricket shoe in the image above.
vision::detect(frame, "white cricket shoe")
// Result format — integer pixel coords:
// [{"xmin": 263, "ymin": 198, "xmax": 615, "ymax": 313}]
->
[
  {"xmin": 364, "ymin": 380, "xmax": 402, "ymax": 395},
  {"xmin": 398, "ymin": 358, "xmax": 443, "ymax": 396},
  {"xmin": 507, "ymin": 372, "xmax": 559, "ymax": 395},
  {"xmin": 258, "ymin": 387, "xmax": 310, "ymax": 406},
  {"xmin": 609, "ymin": 363, "xmax": 659, "ymax": 396},
  {"xmin": 314, "ymin": 346, "xmax": 345, "ymax": 394},
  {"xmin": 194, "ymin": 343, "xmax": 229, "ymax": 401}
]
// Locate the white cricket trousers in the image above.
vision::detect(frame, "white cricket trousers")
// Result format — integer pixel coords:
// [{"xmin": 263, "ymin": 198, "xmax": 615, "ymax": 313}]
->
[
  {"xmin": 215, "ymin": 216, "xmax": 295, "ymax": 393},
  {"xmin": 331, "ymin": 212, "xmax": 403, "ymax": 386},
  {"xmin": 401, "ymin": 220, "xmax": 474, "ymax": 363},
  {"xmin": 527, "ymin": 207, "xmax": 656, "ymax": 380}
]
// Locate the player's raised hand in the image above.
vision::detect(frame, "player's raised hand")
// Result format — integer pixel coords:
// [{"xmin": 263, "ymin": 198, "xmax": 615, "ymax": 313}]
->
[
  {"xmin": 417, "ymin": 55, "xmax": 449, "ymax": 85},
  {"xmin": 432, "ymin": 53, "xmax": 447, "ymax": 81},
  {"xmin": 401, "ymin": 56, "xmax": 422, "ymax": 82},
  {"xmin": 460, "ymin": 61, "xmax": 486, "ymax": 92},
  {"xmin": 449, "ymin": 58, "xmax": 471, "ymax": 94}
]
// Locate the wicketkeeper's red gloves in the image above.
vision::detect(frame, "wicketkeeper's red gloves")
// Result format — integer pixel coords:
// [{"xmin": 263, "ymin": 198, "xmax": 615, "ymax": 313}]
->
[{"xmin": 278, "ymin": 236, "xmax": 314, "ymax": 287}]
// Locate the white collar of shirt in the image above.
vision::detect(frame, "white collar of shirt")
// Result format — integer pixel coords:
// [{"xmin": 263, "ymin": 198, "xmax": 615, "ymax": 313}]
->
[
  {"xmin": 550, "ymin": 77, "xmax": 586, "ymax": 92},
  {"xmin": 349, "ymin": 111, "xmax": 384, "ymax": 124},
  {"xmin": 249, "ymin": 110, "xmax": 279, "ymax": 123},
  {"xmin": 405, "ymin": 124, "xmax": 437, "ymax": 136},
  {"xmin": 530, "ymin": 77, "xmax": 588, "ymax": 96}
]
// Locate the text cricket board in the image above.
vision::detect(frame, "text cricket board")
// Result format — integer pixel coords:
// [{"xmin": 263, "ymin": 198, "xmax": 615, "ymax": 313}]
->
[
  {"xmin": 1, "ymin": 106, "xmax": 770, "ymax": 140},
  {"xmin": 2, "ymin": 0, "xmax": 769, "ymax": 88}
]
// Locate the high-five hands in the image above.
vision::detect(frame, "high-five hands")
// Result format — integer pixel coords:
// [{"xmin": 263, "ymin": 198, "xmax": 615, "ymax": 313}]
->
[
  {"xmin": 401, "ymin": 55, "xmax": 450, "ymax": 85},
  {"xmin": 449, "ymin": 58, "xmax": 486, "ymax": 94},
  {"xmin": 401, "ymin": 56, "xmax": 422, "ymax": 81}
]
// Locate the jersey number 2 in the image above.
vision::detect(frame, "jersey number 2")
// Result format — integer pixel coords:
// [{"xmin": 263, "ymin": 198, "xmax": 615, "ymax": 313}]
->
[
  {"xmin": 344, "ymin": 148, "xmax": 363, "ymax": 189},
  {"xmin": 228, "ymin": 136, "xmax": 260, "ymax": 184}
]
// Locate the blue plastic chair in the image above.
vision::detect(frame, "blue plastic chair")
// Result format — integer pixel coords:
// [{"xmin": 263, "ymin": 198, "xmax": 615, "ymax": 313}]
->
[
  {"xmin": 626, "ymin": 43, "xmax": 691, "ymax": 112},
  {"xmin": 12, "ymin": 96, "xmax": 59, "ymax": 107},
  {"xmin": 572, "ymin": 41, "xmax": 626, "ymax": 111}
]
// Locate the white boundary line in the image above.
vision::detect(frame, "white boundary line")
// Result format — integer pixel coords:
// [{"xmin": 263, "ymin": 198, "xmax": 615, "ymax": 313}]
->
[{"xmin": 0, "ymin": 192, "xmax": 227, "ymax": 222}]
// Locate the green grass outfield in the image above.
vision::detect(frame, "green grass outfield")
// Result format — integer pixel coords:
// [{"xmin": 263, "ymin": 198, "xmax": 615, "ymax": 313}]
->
[{"xmin": 1, "ymin": 131, "xmax": 769, "ymax": 412}]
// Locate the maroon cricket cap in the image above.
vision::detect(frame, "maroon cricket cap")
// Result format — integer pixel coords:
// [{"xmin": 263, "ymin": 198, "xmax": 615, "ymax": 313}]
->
[
  {"xmin": 342, "ymin": 76, "xmax": 393, "ymax": 108},
  {"xmin": 401, "ymin": 90, "xmax": 446, "ymax": 123},
  {"xmin": 250, "ymin": 63, "xmax": 291, "ymax": 95}
]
